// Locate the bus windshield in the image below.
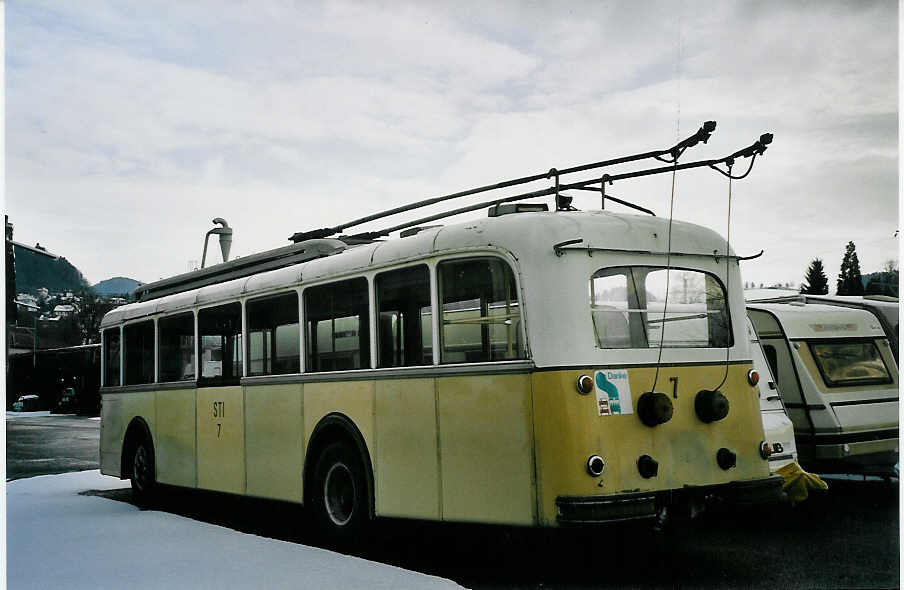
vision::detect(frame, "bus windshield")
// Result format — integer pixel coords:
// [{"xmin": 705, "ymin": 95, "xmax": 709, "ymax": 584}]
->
[{"xmin": 590, "ymin": 266, "xmax": 732, "ymax": 349}]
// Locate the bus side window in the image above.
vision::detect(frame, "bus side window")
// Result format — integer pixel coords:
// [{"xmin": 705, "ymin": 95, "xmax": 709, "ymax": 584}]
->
[
  {"xmin": 103, "ymin": 328, "xmax": 121, "ymax": 387},
  {"xmin": 158, "ymin": 312, "xmax": 195, "ymax": 382},
  {"xmin": 198, "ymin": 302, "xmax": 243, "ymax": 385},
  {"xmin": 124, "ymin": 320, "xmax": 155, "ymax": 385},
  {"xmin": 438, "ymin": 257, "xmax": 524, "ymax": 364},
  {"xmin": 763, "ymin": 344, "xmax": 779, "ymax": 380},
  {"xmin": 304, "ymin": 278, "xmax": 370, "ymax": 372},
  {"xmin": 247, "ymin": 292, "xmax": 300, "ymax": 376},
  {"xmin": 376, "ymin": 265, "xmax": 432, "ymax": 367}
]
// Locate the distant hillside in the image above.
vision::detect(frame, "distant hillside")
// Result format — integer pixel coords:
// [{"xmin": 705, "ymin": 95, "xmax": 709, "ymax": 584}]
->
[
  {"xmin": 13, "ymin": 244, "xmax": 90, "ymax": 295},
  {"xmin": 93, "ymin": 277, "xmax": 143, "ymax": 296}
]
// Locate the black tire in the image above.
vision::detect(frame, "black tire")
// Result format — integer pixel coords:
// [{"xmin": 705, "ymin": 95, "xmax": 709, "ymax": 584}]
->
[
  {"xmin": 129, "ymin": 436, "xmax": 156, "ymax": 507},
  {"xmin": 311, "ymin": 441, "xmax": 371, "ymax": 546}
]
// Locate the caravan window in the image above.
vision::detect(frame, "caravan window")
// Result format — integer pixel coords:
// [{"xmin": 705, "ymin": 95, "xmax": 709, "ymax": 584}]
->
[
  {"xmin": 590, "ymin": 267, "xmax": 732, "ymax": 349},
  {"xmin": 809, "ymin": 339, "xmax": 893, "ymax": 387}
]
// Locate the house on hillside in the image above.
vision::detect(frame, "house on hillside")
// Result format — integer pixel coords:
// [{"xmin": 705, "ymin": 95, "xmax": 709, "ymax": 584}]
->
[{"xmin": 52, "ymin": 304, "xmax": 76, "ymax": 318}]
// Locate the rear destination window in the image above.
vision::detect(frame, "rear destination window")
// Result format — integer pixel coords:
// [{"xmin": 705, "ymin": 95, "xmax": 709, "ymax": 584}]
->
[{"xmin": 590, "ymin": 266, "xmax": 732, "ymax": 349}]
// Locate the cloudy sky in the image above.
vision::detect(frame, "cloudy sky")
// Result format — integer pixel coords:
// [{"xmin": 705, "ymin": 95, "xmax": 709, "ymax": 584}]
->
[{"xmin": 5, "ymin": 1, "xmax": 898, "ymax": 290}]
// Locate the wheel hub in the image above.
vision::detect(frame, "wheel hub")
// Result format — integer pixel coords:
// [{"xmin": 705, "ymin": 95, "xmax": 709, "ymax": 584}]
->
[{"xmin": 324, "ymin": 462, "xmax": 356, "ymax": 526}]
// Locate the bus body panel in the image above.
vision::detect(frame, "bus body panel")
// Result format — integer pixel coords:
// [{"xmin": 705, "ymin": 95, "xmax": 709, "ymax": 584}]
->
[
  {"xmin": 196, "ymin": 386, "xmax": 245, "ymax": 494},
  {"xmin": 374, "ymin": 378, "xmax": 440, "ymax": 519},
  {"xmin": 244, "ymin": 383, "xmax": 304, "ymax": 502},
  {"xmin": 303, "ymin": 379, "xmax": 376, "ymax": 491},
  {"xmin": 436, "ymin": 373, "xmax": 535, "ymax": 525},
  {"xmin": 531, "ymin": 364, "xmax": 769, "ymax": 526},
  {"xmin": 155, "ymin": 388, "xmax": 197, "ymax": 487},
  {"xmin": 100, "ymin": 392, "xmax": 156, "ymax": 480},
  {"xmin": 99, "ymin": 394, "xmax": 123, "ymax": 477}
]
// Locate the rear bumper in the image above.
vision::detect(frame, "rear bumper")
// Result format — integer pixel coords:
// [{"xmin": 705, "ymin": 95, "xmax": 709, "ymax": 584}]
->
[
  {"xmin": 555, "ymin": 475, "xmax": 785, "ymax": 525},
  {"xmin": 797, "ymin": 430, "xmax": 898, "ymax": 474}
]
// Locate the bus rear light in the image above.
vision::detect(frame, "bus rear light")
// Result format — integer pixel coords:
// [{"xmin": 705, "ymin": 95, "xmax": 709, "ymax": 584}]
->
[
  {"xmin": 637, "ymin": 392, "xmax": 673, "ymax": 427},
  {"xmin": 576, "ymin": 375, "xmax": 593, "ymax": 395},
  {"xmin": 717, "ymin": 448, "xmax": 737, "ymax": 470},
  {"xmin": 586, "ymin": 455, "xmax": 605, "ymax": 477},
  {"xmin": 637, "ymin": 454, "xmax": 659, "ymax": 478},
  {"xmin": 747, "ymin": 369, "xmax": 759, "ymax": 386},
  {"xmin": 759, "ymin": 441, "xmax": 773, "ymax": 459},
  {"xmin": 695, "ymin": 389, "xmax": 729, "ymax": 423}
]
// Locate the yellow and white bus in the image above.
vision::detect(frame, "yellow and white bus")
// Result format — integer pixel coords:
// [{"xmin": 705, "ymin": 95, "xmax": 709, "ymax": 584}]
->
[{"xmin": 100, "ymin": 207, "xmax": 784, "ymax": 539}]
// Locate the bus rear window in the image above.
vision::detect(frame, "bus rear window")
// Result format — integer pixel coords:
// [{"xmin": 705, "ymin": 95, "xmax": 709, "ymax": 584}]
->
[
  {"xmin": 809, "ymin": 340, "xmax": 892, "ymax": 387},
  {"xmin": 590, "ymin": 267, "xmax": 732, "ymax": 349}
]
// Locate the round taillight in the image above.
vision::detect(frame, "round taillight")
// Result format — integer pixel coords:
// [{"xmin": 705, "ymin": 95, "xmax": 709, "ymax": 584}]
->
[
  {"xmin": 747, "ymin": 369, "xmax": 760, "ymax": 386},
  {"xmin": 576, "ymin": 374, "xmax": 594, "ymax": 395},
  {"xmin": 759, "ymin": 440, "xmax": 773, "ymax": 459},
  {"xmin": 695, "ymin": 389, "xmax": 729, "ymax": 423},
  {"xmin": 717, "ymin": 448, "xmax": 737, "ymax": 470},
  {"xmin": 586, "ymin": 455, "xmax": 605, "ymax": 477}
]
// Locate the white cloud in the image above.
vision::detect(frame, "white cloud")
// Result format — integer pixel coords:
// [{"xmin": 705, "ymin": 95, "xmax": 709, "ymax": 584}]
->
[{"xmin": 5, "ymin": 0, "xmax": 898, "ymax": 290}]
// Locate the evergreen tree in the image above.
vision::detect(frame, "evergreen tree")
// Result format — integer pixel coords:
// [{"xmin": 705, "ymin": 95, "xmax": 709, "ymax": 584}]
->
[
  {"xmin": 836, "ymin": 241, "xmax": 864, "ymax": 295},
  {"xmin": 800, "ymin": 258, "xmax": 829, "ymax": 294}
]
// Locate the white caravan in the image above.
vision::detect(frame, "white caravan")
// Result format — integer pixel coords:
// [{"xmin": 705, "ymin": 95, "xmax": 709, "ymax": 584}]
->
[
  {"xmin": 747, "ymin": 302, "xmax": 898, "ymax": 476},
  {"xmin": 747, "ymin": 293, "xmax": 899, "ymax": 362},
  {"xmin": 746, "ymin": 317, "xmax": 797, "ymax": 471}
]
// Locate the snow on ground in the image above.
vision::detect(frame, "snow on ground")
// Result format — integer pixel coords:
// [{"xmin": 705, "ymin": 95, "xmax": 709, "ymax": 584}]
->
[
  {"xmin": 6, "ymin": 411, "xmax": 52, "ymax": 418},
  {"xmin": 8, "ymin": 471, "xmax": 462, "ymax": 589}
]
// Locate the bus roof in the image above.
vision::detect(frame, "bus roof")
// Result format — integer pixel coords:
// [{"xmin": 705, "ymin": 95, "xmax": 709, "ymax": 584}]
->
[{"xmin": 102, "ymin": 209, "xmax": 734, "ymax": 328}]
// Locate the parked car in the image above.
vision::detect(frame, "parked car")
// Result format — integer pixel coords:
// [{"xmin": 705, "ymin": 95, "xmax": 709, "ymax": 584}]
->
[
  {"xmin": 12, "ymin": 395, "xmax": 41, "ymax": 412},
  {"xmin": 747, "ymin": 316, "xmax": 798, "ymax": 472}
]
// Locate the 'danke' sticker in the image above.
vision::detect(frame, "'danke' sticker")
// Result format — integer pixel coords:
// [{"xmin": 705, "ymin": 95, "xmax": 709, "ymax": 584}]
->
[{"xmin": 595, "ymin": 370, "xmax": 634, "ymax": 416}]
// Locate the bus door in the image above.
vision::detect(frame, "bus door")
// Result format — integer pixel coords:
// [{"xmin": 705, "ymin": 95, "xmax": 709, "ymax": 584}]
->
[{"xmin": 196, "ymin": 302, "xmax": 246, "ymax": 494}]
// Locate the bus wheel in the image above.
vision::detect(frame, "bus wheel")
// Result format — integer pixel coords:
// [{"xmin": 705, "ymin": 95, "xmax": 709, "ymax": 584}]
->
[
  {"xmin": 130, "ymin": 437, "xmax": 156, "ymax": 506},
  {"xmin": 312, "ymin": 441, "xmax": 370, "ymax": 545}
]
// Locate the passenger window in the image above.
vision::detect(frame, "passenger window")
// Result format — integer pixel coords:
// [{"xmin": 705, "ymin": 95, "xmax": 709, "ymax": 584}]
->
[
  {"xmin": 376, "ymin": 265, "xmax": 432, "ymax": 367},
  {"xmin": 247, "ymin": 292, "xmax": 300, "ymax": 376},
  {"xmin": 305, "ymin": 278, "xmax": 370, "ymax": 372},
  {"xmin": 438, "ymin": 257, "xmax": 524, "ymax": 364},
  {"xmin": 198, "ymin": 302, "xmax": 243, "ymax": 385},
  {"xmin": 158, "ymin": 312, "xmax": 195, "ymax": 382},
  {"xmin": 103, "ymin": 328, "xmax": 121, "ymax": 387},
  {"xmin": 763, "ymin": 344, "xmax": 779, "ymax": 380},
  {"xmin": 124, "ymin": 320, "xmax": 155, "ymax": 385}
]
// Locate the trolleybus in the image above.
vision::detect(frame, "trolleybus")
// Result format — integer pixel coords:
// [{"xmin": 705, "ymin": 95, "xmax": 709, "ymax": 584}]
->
[{"xmin": 99, "ymin": 123, "xmax": 784, "ymax": 539}]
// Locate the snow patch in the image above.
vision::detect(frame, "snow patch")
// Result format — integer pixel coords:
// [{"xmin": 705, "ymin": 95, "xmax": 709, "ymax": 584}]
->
[{"xmin": 8, "ymin": 471, "xmax": 462, "ymax": 589}]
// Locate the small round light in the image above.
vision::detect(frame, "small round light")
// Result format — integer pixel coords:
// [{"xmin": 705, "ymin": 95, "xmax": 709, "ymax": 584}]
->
[
  {"xmin": 576, "ymin": 375, "xmax": 594, "ymax": 395},
  {"xmin": 759, "ymin": 441, "xmax": 773, "ymax": 460},
  {"xmin": 586, "ymin": 455, "xmax": 605, "ymax": 477},
  {"xmin": 747, "ymin": 369, "xmax": 760, "ymax": 386},
  {"xmin": 717, "ymin": 448, "xmax": 737, "ymax": 470}
]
